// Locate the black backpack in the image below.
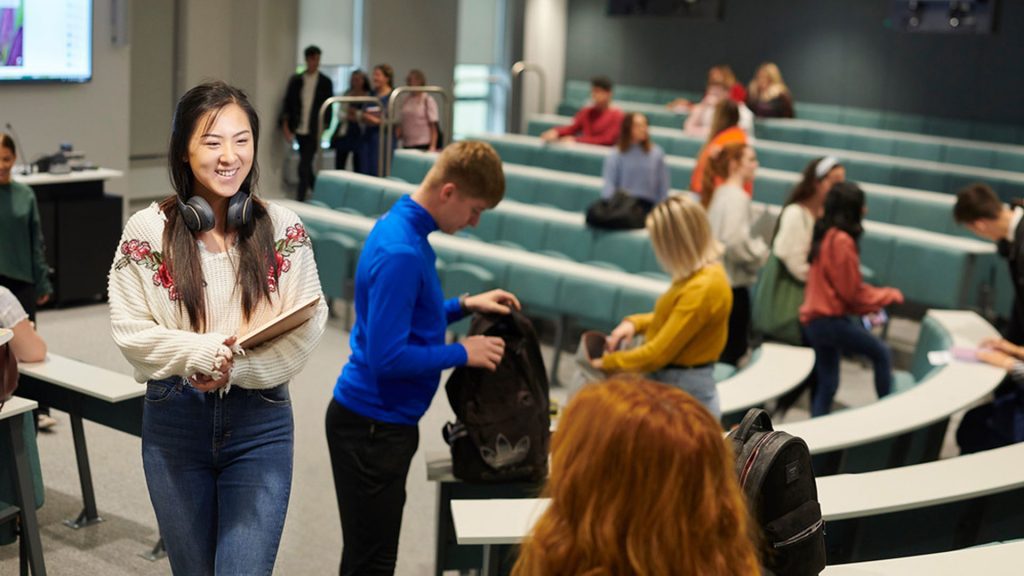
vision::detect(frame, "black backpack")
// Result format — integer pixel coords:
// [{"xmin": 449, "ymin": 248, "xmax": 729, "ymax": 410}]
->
[
  {"xmin": 443, "ymin": 311, "xmax": 550, "ymax": 483},
  {"xmin": 584, "ymin": 190, "xmax": 652, "ymax": 230},
  {"xmin": 727, "ymin": 409, "xmax": 826, "ymax": 576}
]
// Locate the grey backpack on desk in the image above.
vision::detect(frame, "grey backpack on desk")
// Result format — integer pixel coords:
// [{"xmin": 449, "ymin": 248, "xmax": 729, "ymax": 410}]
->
[{"xmin": 727, "ymin": 408, "xmax": 826, "ymax": 576}]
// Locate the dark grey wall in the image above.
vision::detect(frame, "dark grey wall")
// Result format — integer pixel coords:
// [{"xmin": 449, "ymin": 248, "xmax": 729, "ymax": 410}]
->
[{"xmin": 566, "ymin": 0, "xmax": 1024, "ymax": 124}]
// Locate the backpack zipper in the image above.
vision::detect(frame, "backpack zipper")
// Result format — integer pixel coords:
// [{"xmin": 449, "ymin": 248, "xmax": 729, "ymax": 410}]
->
[
  {"xmin": 773, "ymin": 517, "xmax": 824, "ymax": 549},
  {"xmin": 739, "ymin": 431, "xmax": 779, "ymax": 488}
]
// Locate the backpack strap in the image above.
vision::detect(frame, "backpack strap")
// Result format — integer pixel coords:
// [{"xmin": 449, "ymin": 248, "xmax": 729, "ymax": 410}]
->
[{"xmin": 735, "ymin": 408, "xmax": 773, "ymax": 441}]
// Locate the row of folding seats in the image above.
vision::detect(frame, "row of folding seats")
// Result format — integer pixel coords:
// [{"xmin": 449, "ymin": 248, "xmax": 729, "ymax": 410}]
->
[
  {"xmin": 562, "ymin": 78, "xmax": 1024, "ymax": 144},
  {"xmin": 527, "ymin": 115, "xmax": 1024, "ymax": 200}
]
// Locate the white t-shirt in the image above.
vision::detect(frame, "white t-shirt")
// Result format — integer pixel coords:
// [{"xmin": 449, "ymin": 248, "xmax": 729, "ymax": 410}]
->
[
  {"xmin": 0, "ymin": 286, "xmax": 28, "ymax": 329},
  {"xmin": 296, "ymin": 72, "xmax": 318, "ymax": 135}
]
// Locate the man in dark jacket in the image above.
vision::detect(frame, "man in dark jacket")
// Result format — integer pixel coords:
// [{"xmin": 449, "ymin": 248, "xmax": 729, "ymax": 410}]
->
[{"xmin": 281, "ymin": 45, "xmax": 334, "ymax": 201}]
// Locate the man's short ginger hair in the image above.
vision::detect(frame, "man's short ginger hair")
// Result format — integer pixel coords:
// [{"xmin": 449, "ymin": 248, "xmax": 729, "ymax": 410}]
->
[
  {"xmin": 423, "ymin": 141, "xmax": 505, "ymax": 206},
  {"xmin": 954, "ymin": 183, "xmax": 1003, "ymax": 224}
]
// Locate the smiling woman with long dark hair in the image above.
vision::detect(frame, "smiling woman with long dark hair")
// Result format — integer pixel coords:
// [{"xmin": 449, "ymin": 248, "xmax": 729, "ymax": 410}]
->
[{"xmin": 107, "ymin": 80, "xmax": 327, "ymax": 574}]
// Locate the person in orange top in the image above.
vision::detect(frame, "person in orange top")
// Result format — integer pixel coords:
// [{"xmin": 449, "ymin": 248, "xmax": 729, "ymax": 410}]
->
[
  {"xmin": 592, "ymin": 195, "xmax": 732, "ymax": 418},
  {"xmin": 800, "ymin": 182, "xmax": 904, "ymax": 417},
  {"xmin": 511, "ymin": 377, "xmax": 760, "ymax": 576},
  {"xmin": 690, "ymin": 99, "xmax": 752, "ymax": 198}
]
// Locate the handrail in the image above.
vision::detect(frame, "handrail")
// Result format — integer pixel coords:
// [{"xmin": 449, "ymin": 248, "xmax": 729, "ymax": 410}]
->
[
  {"xmin": 383, "ymin": 86, "xmax": 453, "ymax": 177},
  {"xmin": 511, "ymin": 61, "xmax": 547, "ymax": 133},
  {"xmin": 315, "ymin": 95, "xmax": 383, "ymax": 176}
]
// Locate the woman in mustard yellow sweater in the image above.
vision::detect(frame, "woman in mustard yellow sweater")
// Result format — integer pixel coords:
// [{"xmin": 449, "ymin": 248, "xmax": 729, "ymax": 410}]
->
[{"xmin": 593, "ymin": 195, "xmax": 733, "ymax": 418}]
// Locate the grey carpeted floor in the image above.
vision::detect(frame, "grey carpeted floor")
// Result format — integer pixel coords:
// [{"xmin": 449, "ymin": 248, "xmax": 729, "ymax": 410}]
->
[{"xmin": 0, "ymin": 298, "xmax": 962, "ymax": 575}]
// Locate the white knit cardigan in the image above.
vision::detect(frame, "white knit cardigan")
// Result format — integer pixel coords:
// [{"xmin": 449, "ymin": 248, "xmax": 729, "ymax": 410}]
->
[{"xmin": 108, "ymin": 201, "xmax": 328, "ymax": 388}]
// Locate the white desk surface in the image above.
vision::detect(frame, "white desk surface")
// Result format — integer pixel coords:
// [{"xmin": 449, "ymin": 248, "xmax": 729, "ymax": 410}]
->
[
  {"xmin": 15, "ymin": 167, "xmax": 124, "ymax": 187},
  {"xmin": 0, "ymin": 328, "xmax": 11, "ymax": 346},
  {"xmin": 719, "ymin": 343, "xmax": 815, "ymax": 415},
  {"xmin": 452, "ymin": 498, "xmax": 551, "ymax": 546},
  {"xmin": 820, "ymin": 540, "xmax": 1024, "ymax": 576},
  {"xmin": 18, "ymin": 353, "xmax": 142, "ymax": 403},
  {"xmin": 818, "ymin": 442, "xmax": 1024, "ymax": 521},
  {"xmin": 779, "ymin": 310, "xmax": 1004, "ymax": 454},
  {"xmin": 280, "ymin": 200, "xmax": 669, "ymax": 297},
  {"xmin": 0, "ymin": 396, "xmax": 39, "ymax": 420}
]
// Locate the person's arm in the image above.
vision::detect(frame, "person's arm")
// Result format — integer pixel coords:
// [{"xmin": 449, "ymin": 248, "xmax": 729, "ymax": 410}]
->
[
  {"xmin": 600, "ymin": 153, "xmax": 620, "ymax": 199},
  {"xmin": 655, "ymin": 150, "xmax": 670, "ymax": 204},
  {"xmin": 10, "ymin": 318, "xmax": 46, "ymax": 363},
  {"xmin": 108, "ymin": 219, "xmax": 234, "ymax": 382},
  {"xmin": 228, "ymin": 219, "xmax": 329, "ymax": 389},
  {"xmin": 28, "ymin": 193, "xmax": 53, "ymax": 300},
  {"xmin": 362, "ymin": 247, "xmax": 468, "ymax": 379},
  {"xmin": 426, "ymin": 97, "xmax": 440, "ymax": 151},
  {"xmin": 551, "ymin": 109, "xmax": 587, "ymax": 139},
  {"xmin": 717, "ymin": 191, "xmax": 769, "ymax": 272},
  {"xmin": 601, "ymin": 289, "xmax": 707, "ymax": 373},
  {"xmin": 772, "ymin": 205, "xmax": 812, "ymax": 281},
  {"xmin": 823, "ymin": 232, "xmax": 901, "ymax": 314}
]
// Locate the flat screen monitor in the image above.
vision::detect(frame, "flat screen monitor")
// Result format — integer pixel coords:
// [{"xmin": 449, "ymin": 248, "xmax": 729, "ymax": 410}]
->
[{"xmin": 0, "ymin": 0, "xmax": 92, "ymax": 83}]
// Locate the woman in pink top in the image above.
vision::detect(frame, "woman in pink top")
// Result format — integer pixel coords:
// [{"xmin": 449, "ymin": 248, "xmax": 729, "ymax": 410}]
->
[
  {"xmin": 397, "ymin": 69, "xmax": 440, "ymax": 151},
  {"xmin": 800, "ymin": 182, "xmax": 903, "ymax": 416}
]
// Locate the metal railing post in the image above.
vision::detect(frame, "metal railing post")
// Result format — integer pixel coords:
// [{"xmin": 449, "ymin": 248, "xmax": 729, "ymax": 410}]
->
[
  {"xmin": 511, "ymin": 61, "xmax": 547, "ymax": 134},
  {"xmin": 383, "ymin": 86, "xmax": 453, "ymax": 177},
  {"xmin": 315, "ymin": 95, "xmax": 384, "ymax": 179}
]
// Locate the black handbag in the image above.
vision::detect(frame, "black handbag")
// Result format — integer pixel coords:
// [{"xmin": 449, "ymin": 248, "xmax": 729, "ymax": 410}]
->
[{"xmin": 585, "ymin": 190, "xmax": 652, "ymax": 230}]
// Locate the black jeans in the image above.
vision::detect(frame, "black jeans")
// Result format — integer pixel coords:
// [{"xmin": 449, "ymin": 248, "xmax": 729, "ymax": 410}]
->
[
  {"xmin": 721, "ymin": 286, "xmax": 751, "ymax": 366},
  {"xmin": 325, "ymin": 400, "xmax": 419, "ymax": 576},
  {"xmin": 296, "ymin": 133, "xmax": 319, "ymax": 201}
]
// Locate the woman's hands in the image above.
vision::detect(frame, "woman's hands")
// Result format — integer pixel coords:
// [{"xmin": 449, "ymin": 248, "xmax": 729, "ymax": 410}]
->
[
  {"xmin": 605, "ymin": 320, "xmax": 636, "ymax": 353},
  {"xmin": 190, "ymin": 336, "xmax": 237, "ymax": 392}
]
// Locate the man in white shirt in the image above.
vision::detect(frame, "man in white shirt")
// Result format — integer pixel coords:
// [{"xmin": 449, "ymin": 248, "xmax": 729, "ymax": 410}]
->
[{"xmin": 281, "ymin": 45, "xmax": 335, "ymax": 201}]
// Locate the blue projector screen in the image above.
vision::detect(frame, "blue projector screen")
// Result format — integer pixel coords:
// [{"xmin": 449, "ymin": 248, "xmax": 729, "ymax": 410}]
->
[{"xmin": 0, "ymin": 0, "xmax": 92, "ymax": 83}]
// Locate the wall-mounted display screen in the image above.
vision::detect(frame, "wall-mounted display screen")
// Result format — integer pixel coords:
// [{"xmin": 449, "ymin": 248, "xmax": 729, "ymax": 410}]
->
[{"xmin": 0, "ymin": 0, "xmax": 92, "ymax": 83}]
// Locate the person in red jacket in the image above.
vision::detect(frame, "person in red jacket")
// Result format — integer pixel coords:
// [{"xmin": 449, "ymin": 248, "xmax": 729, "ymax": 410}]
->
[
  {"xmin": 540, "ymin": 76, "xmax": 624, "ymax": 146},
  {"xmin": 800, "ymin": 182, "xmax": 904, "ymax": 417}
]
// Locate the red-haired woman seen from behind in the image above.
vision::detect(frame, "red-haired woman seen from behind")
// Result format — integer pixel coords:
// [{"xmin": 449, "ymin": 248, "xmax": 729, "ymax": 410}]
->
[{"xmin": 512, "ymin": 377, "xmax": 759, "ymax": 576}]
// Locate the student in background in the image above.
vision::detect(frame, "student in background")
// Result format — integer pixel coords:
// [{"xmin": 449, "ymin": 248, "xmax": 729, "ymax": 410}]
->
[
  {"xmin": 540, "ymin": 76, "xmax": 624, "ymax": 146},
  {"xmin": 333, "ymin": 69, "xmax": 370, "ymax": 171},
  {"xmin": 281, "ymin": 45, "xmax": 334, "ymax": 200},
  {"xmin": 690, "ymin": 99, "xmax": 752, "ymax": 197},
  {"xmin": 801, "ymin": 182, "xmax": 903, "ymax": 417},
  {"xmin": 397, "ymin": 69, "xmax": 441, "ymax": 151},
  {"xmin": 326, "ymin": 141, "xmax": 520, "ymax": 576},
  {"xmin": 703, "ymin": 143, "xmax": 770, "ymax": 366},
  {"xmin": 747, "ymin": 62, "xmax": 795, "ymax": 118},
  {"xmin": 0, "ymin": 285, "xmax": 46, "ymax": 362},
  {"xmin": 600, "ymin": 113, "xmax": 669, "ymax": 210},
  {"xmin": 512, "ymin": 377, "xmax": 759, "ymax": 576},
  {"xmin": 357, "ymin": 63, "xmax": 396, "ymax": 176},
  {"xmin": 109, "ymin": 81, "xmax": 327, "ymax": 574},
  {"xmin": 593, "ymin": 196, "xmax": 732, "ymax": 419},
  {"xmin": 682, "ymin": 81, "xmax": 754, "ymax": 138},
  {"xmin": 669, "ymin": 64, "xmax": 748, "ymax": 112}
]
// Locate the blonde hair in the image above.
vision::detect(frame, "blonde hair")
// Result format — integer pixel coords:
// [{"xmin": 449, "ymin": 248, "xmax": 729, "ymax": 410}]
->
[
  {"xmin": 646, "ymin": 195, "xmax": 723, "ymax": 281},
  {"xmin": 423, "ymin": 140, "xmax": 505, "ymax": 206},
  {"xmin": 512, "ymin": 377, "xmax": 760, "ymax": 576},
  {"xmin": 750, "ymin": 62, "xmax": 789, "ymax": 100}
]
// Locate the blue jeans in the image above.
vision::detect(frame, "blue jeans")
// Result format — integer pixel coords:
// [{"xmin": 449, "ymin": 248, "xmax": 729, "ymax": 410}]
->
[
  {"xmin": 650, "ymin": 365, "xmax": 721, "ymax": 421},
  {"xmin": 142, "ymin": 377, "xmax": 294, "ymax": 576},
  {"xmin": 804, "ymin": 316, "xmax": 892, "ymax": 417}
]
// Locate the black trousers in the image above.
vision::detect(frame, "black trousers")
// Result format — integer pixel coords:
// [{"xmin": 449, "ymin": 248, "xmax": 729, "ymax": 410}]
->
[
  {"xmin": 296, "ymin": 133, "xmax": 319, "ymax": 201},
  {"xmin": 721, "ymin": 286, "xmax": 751, "ymax": 366},
  {"xmin": 325, "ymin": 400, "xmax": 419, "ymax": 576}
]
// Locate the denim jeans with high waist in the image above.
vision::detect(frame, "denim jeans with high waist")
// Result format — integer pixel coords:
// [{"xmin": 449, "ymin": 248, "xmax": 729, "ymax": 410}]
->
[
  {"xmin": 142, "ymin": 377, "xmax": 294, "ymax": 576},
  {"xmin": 804, "ymin": 316, "xmax": 893, "ymax": 417},
  {"xmin": 650, "ymin": 365, "xmax": 721, "ymax": 421}
]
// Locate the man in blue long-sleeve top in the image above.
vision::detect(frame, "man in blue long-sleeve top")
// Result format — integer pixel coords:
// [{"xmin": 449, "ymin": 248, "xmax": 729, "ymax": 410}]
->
[{"xmin": 326, "ymin": 140, "xmax": 520, "ymax": 576}]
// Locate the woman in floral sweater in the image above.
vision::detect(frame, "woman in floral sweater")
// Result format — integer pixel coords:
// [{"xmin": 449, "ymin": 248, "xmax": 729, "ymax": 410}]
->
[{"xmin": 108, "ymin": 81, "xmax": 327, "ymax": 575}]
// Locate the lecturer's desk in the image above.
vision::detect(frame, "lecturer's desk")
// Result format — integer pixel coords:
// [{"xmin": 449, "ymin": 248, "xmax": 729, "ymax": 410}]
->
[
  {"xmin": 16, "ymin": 354, "xmax": 142, "ymax": 530},
  {"xmin": 16, "ymin": 169, "xmax": 124, "ymax": 306},
  {"xmin": 1, "ymin": 395, "xmax": 46, "ymax": 575}
]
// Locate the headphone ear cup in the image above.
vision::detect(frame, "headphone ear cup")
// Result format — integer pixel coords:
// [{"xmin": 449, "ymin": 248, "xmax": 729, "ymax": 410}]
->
[
  {"xmin": 226, "ymin": 192, "xmax": 253, "ymax": 230},
  {"xmin": 178, "ymin": 195, "xmax": 215, "ymax": 232}
]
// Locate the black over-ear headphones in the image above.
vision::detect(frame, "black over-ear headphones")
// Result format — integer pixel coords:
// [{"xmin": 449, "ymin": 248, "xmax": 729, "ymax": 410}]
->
[{"xmin": 177, "ymin": 191, "xmax": 253, "ymax": 233}]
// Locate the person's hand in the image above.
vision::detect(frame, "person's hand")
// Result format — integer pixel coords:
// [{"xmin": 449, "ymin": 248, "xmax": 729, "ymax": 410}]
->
[
  {"xmin": 980, "ymin": 338, "xmax": 1022, "ymax": 357},
  {"xmin": 36, "ymin": 293, "xmax": 51, "ymax": 306},
  {"xmin": 977, "ymin": 349, "xmax": 1017, "ymax": 371},
  {"xmin": 539, "ymin": 129, "xmax": 559, "ymax": 142},
  {"xmin": 282, "ymin": 125, "xmax": 294, "ymax": 142},
  {"xmin": 887, "ymin": 288, "xmax": 905, "ymax": 305},
  {"xmin": 364, "ymin": 111, "xmax": 381, "ymax": 126},
  {"xmin": 606, "ymin": 320, "xmax": 636, "ymax": 352},
  {"xmin": 590, "ymin": 357, "xmax": 605, "ymax": 371},
  {"xmin": 464, "ymin": 290, "xmax": 521, "ymax": 315},
  {"xmin": 559, "ymin": 135, "xmax": 576, "ymax": 144},
  {"xmin": 462, "ymin": 335, "xmax": 505, "ymax": 371},
  {"xmin": 190, "ymin": 336, "xmax": 237, "ymax": 392}
]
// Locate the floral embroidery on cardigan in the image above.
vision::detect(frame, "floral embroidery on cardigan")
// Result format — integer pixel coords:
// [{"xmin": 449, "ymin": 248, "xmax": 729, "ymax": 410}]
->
[
  {"xmin": 113, "ymin": 239, "xmax": 180, "ymax": 301},
  {"xmin": 268, "ymin": 223, "xmax": 312, "ymax": 293}
]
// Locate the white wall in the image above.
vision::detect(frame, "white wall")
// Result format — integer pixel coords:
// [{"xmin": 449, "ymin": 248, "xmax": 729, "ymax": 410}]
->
[
  {"xmin": 2, "ymin": 0, "xmax": 131, "ymax": 195},
  {"xmin": 522, "ymin": 0, "xmax": 567, "ymax": 117},
  {"xmin": 364, "ymin": 0, "xmax": 458, "ymax": 91}
]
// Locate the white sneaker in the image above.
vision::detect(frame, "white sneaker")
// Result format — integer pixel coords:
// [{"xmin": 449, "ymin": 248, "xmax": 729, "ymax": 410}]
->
[{"xmin": 37, "ymin": 414, "xmax": 58, "ymax": 430}]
